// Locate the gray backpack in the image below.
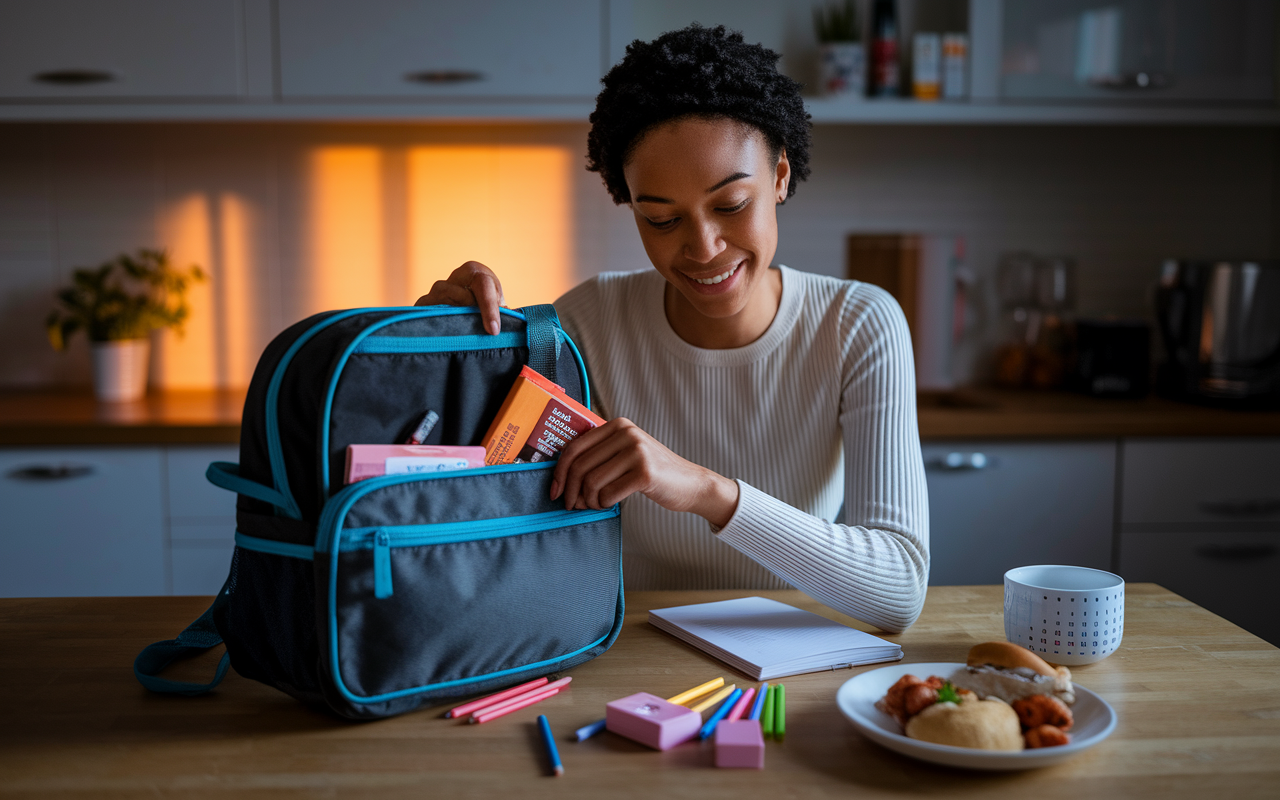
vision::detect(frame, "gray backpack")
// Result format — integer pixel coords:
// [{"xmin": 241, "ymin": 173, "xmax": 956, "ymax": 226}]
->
[{"xmin": 134, "ymin": 304, "xmax": 623, "ymax": 719}]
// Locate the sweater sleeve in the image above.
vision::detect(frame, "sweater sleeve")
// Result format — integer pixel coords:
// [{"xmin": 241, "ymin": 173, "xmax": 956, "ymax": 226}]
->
[{"xmin": 714, "ymin": 286, "xmax": 930, "ymax": 632}]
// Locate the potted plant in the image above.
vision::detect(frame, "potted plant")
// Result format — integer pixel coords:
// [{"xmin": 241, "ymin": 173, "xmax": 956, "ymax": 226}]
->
[
  {"xmin": 814, "ymin": 0, "xmax": 865, "ymax": 98},
  {"xmin": 46, "ymin": 249, "xmax": 205, "ymax": 402}
]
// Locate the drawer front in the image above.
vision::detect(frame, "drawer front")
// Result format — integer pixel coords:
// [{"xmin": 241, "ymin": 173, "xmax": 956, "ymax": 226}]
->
[
  {"xmin": 1119, "ymin": 530, "xmax": 1279, "ymax": 646},
  {"xmin": 1121, "ymin": 439, "xmax": 1280, "ymax": 527},
  {"xmin": 0, "ymin": 0, "xmax": 245, "ymax": 99},
  {"xmin": 0, "ymin": 447, "xmax": 164, "ymax": 597},
  {"xmin": 277, "ymin": 0, "xmax": 605, "ymax": 99},
  {"xmin": 923, "ymin": 441, "xmax": 1116, "ymax": 586},
  {"xmin": 167, "ymin": 446, "xmax": 239, "ymax": 521}
]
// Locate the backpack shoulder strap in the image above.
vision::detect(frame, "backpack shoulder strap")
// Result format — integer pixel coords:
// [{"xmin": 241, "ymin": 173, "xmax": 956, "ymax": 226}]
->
[
  {"xmin": 521, "ymin": 303, "xmax": 561, "ymax": 384},
  {"xmin": 133, "ymin": 587, "xmax": 231, "ymax": 696}
]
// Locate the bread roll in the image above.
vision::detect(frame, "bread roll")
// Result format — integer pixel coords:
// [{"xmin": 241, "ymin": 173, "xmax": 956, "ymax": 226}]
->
[
  {"xmin": 966, "ymin": 642, "xmax": 1056, "ymax": 676},
  {"xmin": 905, "ymin": 699, "xmax": 1024, "ymax": 751}
]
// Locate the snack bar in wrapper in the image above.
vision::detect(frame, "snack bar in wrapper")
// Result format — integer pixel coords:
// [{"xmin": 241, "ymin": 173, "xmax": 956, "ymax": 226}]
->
[{"xmin": 482, "ymin": 365, "xmax": 606, "ymax": 465}]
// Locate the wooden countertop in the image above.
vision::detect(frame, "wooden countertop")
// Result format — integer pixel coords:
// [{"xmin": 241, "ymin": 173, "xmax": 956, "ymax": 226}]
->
[
  {"xmin": 1, "ymin": 387, "xmax": 1278, "ymax": 446},
  {"xmin": 1, "ymin": 585, "xmax": 1276, "ymax": 798}
]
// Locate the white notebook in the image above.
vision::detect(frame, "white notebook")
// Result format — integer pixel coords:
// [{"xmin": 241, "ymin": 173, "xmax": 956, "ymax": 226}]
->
[{"xmin": 648, "ymin": 596, "xmax": 904, "ymax": 680}]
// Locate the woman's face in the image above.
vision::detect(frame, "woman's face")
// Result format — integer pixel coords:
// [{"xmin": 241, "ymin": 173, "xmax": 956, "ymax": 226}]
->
[{"xmin": 623, "ymin": 117, "xmax": 790, "ymax": 338}]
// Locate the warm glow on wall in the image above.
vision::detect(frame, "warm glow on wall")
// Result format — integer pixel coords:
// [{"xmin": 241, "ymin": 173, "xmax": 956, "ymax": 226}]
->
[
  {"xmin": 306, "ymin": 146, "xmax": 384, "ymax": 312},
  {"xmin": 408, "ymin": 145, "xmax": 572, "ymax": 309}
]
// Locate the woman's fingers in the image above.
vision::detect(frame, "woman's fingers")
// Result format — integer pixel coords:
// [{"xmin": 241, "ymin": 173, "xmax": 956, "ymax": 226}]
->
[
  {"xmin": 554, "ymin": 423, "xmax": 631, "ymax": 508},
  {"xmin": 413, "ymin": 261, "xmax": 506, "ymax": 335}
]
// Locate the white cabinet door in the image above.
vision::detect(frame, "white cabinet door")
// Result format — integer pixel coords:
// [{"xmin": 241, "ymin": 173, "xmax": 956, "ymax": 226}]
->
[
  {"xmin": 277, "ymin": 0, "xmax": 606, "ymax": 99},
  {"xmin": 0, "ymin": 0, "xmax": 247, "ymax": 99},
  {"xmin": 166, "ymin": 446, "xmax": 238, "ymax": 596},
  {"xmin": 1121, "ymin": 438, "xmax": 1280, "ymax": 528},
  {"xmin": 0, "ymin": 448, "xmax": 165, "ymax": 597},
  {"xmin": 923, "ymin": 441, "xmax": 1116, "ymax": 586}
]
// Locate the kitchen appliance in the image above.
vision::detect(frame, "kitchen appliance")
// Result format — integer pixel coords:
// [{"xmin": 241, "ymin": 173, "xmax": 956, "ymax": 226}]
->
[
  {"xmin": 1069, "ymin": 319, "xmax": 1150, "ymax": 398},
  {"xmin": 1155, "ymin": 260, "xmax": 1280, "ymax": 408}
]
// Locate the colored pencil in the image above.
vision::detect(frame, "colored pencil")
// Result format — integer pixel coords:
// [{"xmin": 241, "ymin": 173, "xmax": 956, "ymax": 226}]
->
[
  {"xmin": 699, "ymin": 687, "xmax": 742, "ymax": 739},
  {"xmin": 775, "ymin": 684, "xmax": 786, "ymax": 741},
  {"xmin": 726, "ymin": 687, "xmax": 755, "ymax": 722},
  {"xmin": 690, "ymin": 683, "xmax": 737, "ymax": 714},
  {"xmin": 666, "ymin": 677, "xmax": 724, "ymax": 707},
  {"xmin": 471, "ymin": 681, "xmax": 568, "ymax": 724},
  {"xmin": 469, "ymin": 677, "xmax": 571, "ymax": 721},
  {"xmin": 575, "ymin": 718, "xmax": 607, "ymax": 741},
  {"xmin": 537, "ymin": 714, "xmax": 563, "ymax": 777},
  {"xmin": 445, "ymin": 676, "xmax": 549, "ymax": 718},
  {"xmin": 749, "ymin": 683, "xmax": 769, "ymax": 721},
  {"xmin": 761, "ymin": 684, "xmax": 777, "ymax": 737}
]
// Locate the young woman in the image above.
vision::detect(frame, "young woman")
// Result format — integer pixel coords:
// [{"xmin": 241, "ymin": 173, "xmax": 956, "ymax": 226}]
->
[{"xmin": 417, "ymin": 25, "xmax": 928, "ymax": 633}]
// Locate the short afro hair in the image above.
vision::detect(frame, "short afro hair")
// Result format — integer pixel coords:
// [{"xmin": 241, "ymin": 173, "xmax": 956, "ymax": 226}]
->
[{"xmin": 586, "ymin": 24, "xmax": 812, "ymax": 205}]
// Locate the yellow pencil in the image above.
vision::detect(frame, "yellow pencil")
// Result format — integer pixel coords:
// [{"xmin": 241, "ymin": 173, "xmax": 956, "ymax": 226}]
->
[
  {"xmin": 666, "ymin": 677, "xmax": 725, "ymax": 707},
  {"xmin": 690, "ymin": 683, "xmax": 737, "ymax": 714}
]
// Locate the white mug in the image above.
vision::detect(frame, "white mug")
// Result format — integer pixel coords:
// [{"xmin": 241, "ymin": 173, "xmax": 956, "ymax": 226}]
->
[{"xmin": 1004, "ymin": 565, "xmax": 1125, "ymax": 666}]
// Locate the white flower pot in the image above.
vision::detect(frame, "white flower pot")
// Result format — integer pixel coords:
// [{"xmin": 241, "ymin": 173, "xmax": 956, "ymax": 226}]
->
[
  {"xmin": 819, "ymin": 42, "xmax": 866, "ymax": 98},
  {"xmin": 91, "ymin": 339, "xmax": 150, "ymax": 402}
]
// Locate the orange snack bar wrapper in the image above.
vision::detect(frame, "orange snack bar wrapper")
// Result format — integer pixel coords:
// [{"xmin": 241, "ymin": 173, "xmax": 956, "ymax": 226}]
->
[{"xmin": 482, "ymin": 365, "xmax": 606, "ymax": 465}]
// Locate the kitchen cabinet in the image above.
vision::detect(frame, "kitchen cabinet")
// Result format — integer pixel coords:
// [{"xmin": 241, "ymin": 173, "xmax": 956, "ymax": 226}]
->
[
  {"xmin": 0, "ymin": 0, "xmax": 267, "ymax": 100},
  {"xmin": 1118, "ymin": 438, "xmax": 1280, "ymax": 645},
  {"xmin": 276, "ymin": 0, "xmax": 608, "ymax": 100},
  {"xmin": 0, "ymin": 445, "xmax": 237, "ymax": 598},
  {"xmin": 995, "ymin": 0, "xmax": 1276, "ymax": 104},
  {"xmin": 923, "ymin": 440, "xmax": 1116, "ymax": 586},
  {"xmin": 0, "ymin": 447, "xmax": 166, "ymax": 597}
]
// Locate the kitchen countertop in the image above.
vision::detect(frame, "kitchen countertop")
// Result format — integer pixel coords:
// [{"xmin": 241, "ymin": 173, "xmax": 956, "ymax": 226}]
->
[
  {"xmin": 1, "ymin": 585, "xmax": 1276, "ymax": 798},
  {"xmin": 1, "ymin": 387, "xmax": 1278, "ymax": 446}
]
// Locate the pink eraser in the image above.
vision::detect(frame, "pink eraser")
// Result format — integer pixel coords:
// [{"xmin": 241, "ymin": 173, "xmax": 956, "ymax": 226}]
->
[
  {"xmin": 715, "ymin": 720, "xmax": 765, "ymax": 769},
  {"xmin": 605, "ymin": 692, "xmax": 701, "ymax": 751}
]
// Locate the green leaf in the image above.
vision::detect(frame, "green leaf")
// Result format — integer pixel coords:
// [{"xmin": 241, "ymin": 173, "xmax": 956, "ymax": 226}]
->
[{"xmin": 936, "ymin": 682, "xmax": 961, "ymax": 704}]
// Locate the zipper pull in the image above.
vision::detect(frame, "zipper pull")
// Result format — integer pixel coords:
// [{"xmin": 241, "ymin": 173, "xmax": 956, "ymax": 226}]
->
[{"xmin": 374, "ymin": 529, "xmax": 393, "ymax": 599}]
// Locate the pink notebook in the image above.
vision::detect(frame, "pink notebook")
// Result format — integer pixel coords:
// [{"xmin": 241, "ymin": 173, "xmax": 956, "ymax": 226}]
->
[{"xmin": 344, "ymin": 445, "xmax": 486, "ymax": 484}]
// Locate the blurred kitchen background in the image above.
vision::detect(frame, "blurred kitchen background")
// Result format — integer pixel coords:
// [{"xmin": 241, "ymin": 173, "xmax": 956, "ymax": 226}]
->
[{"xmin": 2, "ymin": 1, "xmax": 1278, "ymax": 644}]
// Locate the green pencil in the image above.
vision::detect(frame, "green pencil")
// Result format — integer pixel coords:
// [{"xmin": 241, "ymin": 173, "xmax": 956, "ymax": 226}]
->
[
  {"xmin": 775, "ymin": 684, "xmax": 786, "ymax": 741},
  {"xmin": 761, "ymin": 683, "xmax": 777, "ymax": 738}
]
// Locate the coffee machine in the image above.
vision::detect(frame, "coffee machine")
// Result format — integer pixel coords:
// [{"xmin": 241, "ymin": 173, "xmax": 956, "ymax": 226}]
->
[{"xmin": 1155, "ymin": 260, "xmax": 1280, "ymax": 408}]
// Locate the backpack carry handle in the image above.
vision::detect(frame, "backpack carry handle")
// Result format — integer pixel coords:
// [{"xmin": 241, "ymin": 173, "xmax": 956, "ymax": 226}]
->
[
  {"xmin": 520, "ymin": 304, "xmax": 560, "ymax": 384},
  {"xmin": 133, "ymin": 587, "xmax": 231, "ymax": 696}
]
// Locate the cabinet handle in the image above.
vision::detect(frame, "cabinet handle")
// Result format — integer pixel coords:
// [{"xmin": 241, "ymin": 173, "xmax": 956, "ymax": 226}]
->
[
  {"xmin": 33, "ymin": 69, "xmax": 117, "ymax": 85},
  {"xmin": 1088, "ymin": 72, "xmax": 1170, "ymax": 91},
  {"xmin": 929, "ymin": 452, "xmax": 991, "ymax": 472},
  {"xmin": 1195, "ymin": 544, "xmax": 1276, "ymax": 560},
  {"xmin": 404, "ymin": 70, "xmax": 485, "ymax": 85},
  {"xmin": 1198, "ymin": 499, "xmax": 1280, "ymax": 519},
  {"xmin": 7, "ymin": 464, "xmax": 96, "ymax": 481}
]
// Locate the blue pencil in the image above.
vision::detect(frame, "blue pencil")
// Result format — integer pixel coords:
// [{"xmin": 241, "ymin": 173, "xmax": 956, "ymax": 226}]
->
[
  {"xmin": 537, "ymin": 714, "xmax": 564, "ymax": 777},
  {"xmin": 699, "ymin": 687, "xmax": 742, "ymax": 740},
  {"xmin": 748, "ymin": 683, "xmax": 769, "ymax": 721},
  {"xmin": 575, "ymin": 717, "xmax": 607, "ymax": 741}
]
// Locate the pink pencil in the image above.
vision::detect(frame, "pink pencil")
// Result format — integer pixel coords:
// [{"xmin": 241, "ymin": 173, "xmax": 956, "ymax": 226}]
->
[
  {"xmin": 471, "ymin": 684, "xmax": 567, "ymax": 724},
  {"xmin": 727, "ymin": 687, "xmax": 756, "ymax": 722},
  {"xmin": 469, "ymin": 677, "xmax": 571, "ymax": 722},
  {"xmin": 445, "ymin": 676, "xmax": 549, "ymax": 718}
]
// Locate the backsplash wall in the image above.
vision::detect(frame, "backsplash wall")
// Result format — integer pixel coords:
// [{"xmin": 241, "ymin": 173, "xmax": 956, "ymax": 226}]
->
[{"xmin": 0, "ymin": 122, "xmax": 1275, "ymax": 389}]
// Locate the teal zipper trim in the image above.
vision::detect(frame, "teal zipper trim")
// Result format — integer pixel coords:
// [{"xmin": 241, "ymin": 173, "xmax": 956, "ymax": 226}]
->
[
  {"xmin": 234, "ymin": 531, "xmax": 315, "ymax": 561},
  {"xmin": 373, "ymin": 530, "xmax": 393, "ymax": 599},
  {"xmin": 338, "ymin": 507, "xmax": 617, "ymax": 553},
  {"xmin": 354, "ymin": 332, "xmax": 524, "ymax": 354}
]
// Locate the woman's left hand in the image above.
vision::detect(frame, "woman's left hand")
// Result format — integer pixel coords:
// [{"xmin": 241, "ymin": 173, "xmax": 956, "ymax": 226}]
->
[{"xmin": 550, "ymin": 417, "xmax": 739, "ymax": 529}]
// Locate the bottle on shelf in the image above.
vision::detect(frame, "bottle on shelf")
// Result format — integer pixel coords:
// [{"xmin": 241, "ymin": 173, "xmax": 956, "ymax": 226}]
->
[{"xmin": 870, "ymin": 0, "xmax": 901, "ymax": 97}]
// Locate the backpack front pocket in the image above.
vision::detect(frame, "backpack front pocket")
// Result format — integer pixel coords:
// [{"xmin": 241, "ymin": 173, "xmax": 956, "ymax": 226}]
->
[{"xmin": 317, "ymin": 462, "xmax": 622, "ymax": 707}]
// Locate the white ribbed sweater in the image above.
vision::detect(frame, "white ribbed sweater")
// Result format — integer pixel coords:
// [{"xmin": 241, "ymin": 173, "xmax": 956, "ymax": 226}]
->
[{"xmin": 554, "ymin": 266, "xmax": 930, "ymax": 633}]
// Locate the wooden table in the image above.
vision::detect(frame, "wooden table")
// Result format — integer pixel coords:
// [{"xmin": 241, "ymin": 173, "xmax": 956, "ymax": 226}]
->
[{"xmin": 2, "ymin": 585, "xmax": 1278, "ymax": 798}]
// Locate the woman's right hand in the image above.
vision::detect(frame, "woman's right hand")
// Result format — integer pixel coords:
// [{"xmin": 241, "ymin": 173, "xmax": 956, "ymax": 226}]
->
[{"xmin": 414, "ymin": 261, "xmax": 506, "ymax": 335}]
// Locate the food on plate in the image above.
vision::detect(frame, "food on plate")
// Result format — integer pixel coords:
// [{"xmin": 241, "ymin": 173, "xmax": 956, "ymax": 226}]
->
[
  {"xmin": 904, "ymin": 694, "xmax": 1024, "ymax": 752},
  {"xmin": 874, "ymin": 645, "xmax": 1083, "ymax": 751},
  {"xmin": 1023, "ymin": 723, "xmax": 1071, "ymax": 749},
  {"xmin": 949, "ymin": 641, "xmax": 1075, "ymax": 706},
  {"xmin": 1012, "ymin": 694, "xmax": 1073, "ymax": 732}
]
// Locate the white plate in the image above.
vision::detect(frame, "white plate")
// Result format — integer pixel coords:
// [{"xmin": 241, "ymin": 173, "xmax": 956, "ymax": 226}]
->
[{"xmin": 836, "ymin": 662, "xmax": 1117, "ymax": 770}]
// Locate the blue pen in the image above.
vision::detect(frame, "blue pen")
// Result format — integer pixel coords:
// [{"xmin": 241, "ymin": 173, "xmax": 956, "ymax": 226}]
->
[
  {"xmin": 749, "ymin": 683, "xmax": 769, "ymax": 721},
  {"xmin": 538, "ymin": 714, "xmax": 564, "ymax": 777},
  {"xmin": 575, "ymin": 717, "xmax": 607, "ymax": 741},
  {"xmin": 699, "ymin": 687, "xmax": 742, "ymax": 740}
]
